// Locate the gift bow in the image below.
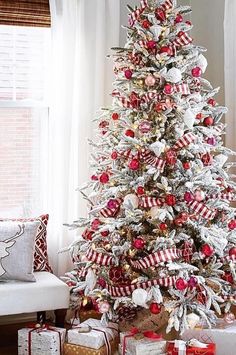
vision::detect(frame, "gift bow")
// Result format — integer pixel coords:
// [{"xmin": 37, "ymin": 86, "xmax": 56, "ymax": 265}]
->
[
  {"xmin": 173, "ymin": 339, "xmax": 209, "ymax": 355},
  {"xmin": 122, "ymin": 327, "xmax": 162, "ymax": 355},
  {"xmin": 27, "ymin": 323, "xmax": 62, "ymax": 355}
]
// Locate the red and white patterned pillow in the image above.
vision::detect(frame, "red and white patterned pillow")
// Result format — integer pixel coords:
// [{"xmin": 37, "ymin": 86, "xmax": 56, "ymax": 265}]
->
[{"xmin": 0, "ymin": 214, "xmax": 52, "ymax": 272}]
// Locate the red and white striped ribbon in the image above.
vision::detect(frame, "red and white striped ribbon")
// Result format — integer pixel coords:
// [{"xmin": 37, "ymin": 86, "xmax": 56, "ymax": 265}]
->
[
  {"xmin": 112, "ymin": 91, "xmax": 132, "ymax": 109},
  {"xmin": 130, "ymin": 248, "xmax": 182, "ymax": 269},
  {"xmin": 139, "ymin": 196, "xmax": 163, "ymax": 208},
  {"xmin": 160, "ymin": 0, "xmax": 173, "ymax": 11},
  {"xmin": 173, "ymin": 132, "xmax": 196, "ymax": 150},
  {"xmin": 187, "ymin": 200, "xmax": 216, "ymax": 220},
  {"xmin": 137, "ymin": 40, "xmax": 147, "ymax": 48},
  {"xmin": 106, "ymin": 275, "xmax": 177, "ymax": 297},
  {"xmin": 173, "ymin": 32, "xmax": 193, "ymax": 48},
  {"xmin": 207, "ymin": 192, "xmax": 235, "ymax": 202},
  {"xmin": 175, "ymin": 83, "xmax": 190, "ymax": 95},
  {"xmin": 86, "ymin": 249, "xmax": 115, "ymax": 266},
  {"xmin": 141, "ymin": 92, "xmax": 162, "ymax": 104},
  {"xmin": 141, "ymin": 149, "xmax": 166, "ymax": 170},
  {"xmin": 129, "ymin": 0, "xmax": 148, "ymax": 27},
  {"xmin": 100, "ymin": 198, "xmax": 123, "ymax": 218}
]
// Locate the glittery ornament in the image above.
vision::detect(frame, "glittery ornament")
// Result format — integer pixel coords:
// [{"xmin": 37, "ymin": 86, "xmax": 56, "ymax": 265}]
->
[
  {"xmin": 155, "ymin": 8, "xmax": 166, "ymax": 22},
  {"xmin": 159, "ymin": 46, "xmax": 172, "ymax": 56},
  {"xmin": 101, "ymin": 230, "xmax": 109, "ymax": 237},
  {"xmin": 204, "ymin": 116, "xmax": 214, "ymax": 126},
  {"xmin": 111, "ymin": 151, "xmax": 118, "ymax": 160},
  {"xmin": 112, "ymin": 112, "xmax": 119, "ymax": 120},
  {"xmin": 229, "ymin": 247, "xmax": 236, "ymax": 257},
  {"xmin": 164, "ymin": 84, "xmax": 173, "ymax": 95},
  {"xmin": 201, "ymin": 244, "xmax": 214, "ymax": 257},
  {"xmin": 160, "ymin": 222, "xmax": 168, "ymax": 231},
  {"xmin": 175, "ymin": 278, "xmax": 188, "ymax": 290},
  {"xmin": 99, "ymin": 172, "xmax": 109, "ymax": 184},
  {"xmin": 142, "ymin": 19, "xmax": 151, "ymax": 29},
  {"xmin": 133, "ymin": 238, "xmax": 145, "ymax": 249},
  {"xmin": 228, "ymin": 220, "xmax": 236, "ymax": 230},
  {"xmin": 175, "ymin": 14, "xmax": 183, "ymax": 23},
  {"xmin": 124, "ymin": 194, "xmax": 139, "ymax": 209},
  {"xmin": 107, "ymin": 198, "xmax": 119, "ymax": 209},
  {"xmin": 124, "ymin": 69, "xmax": 133, "ymax": 79},
  {"xmin": 149, "ymin": 302, "xmax": 162, "ymax": 314},
  {"xmin": 224, "ymin": 313, "xmax": 235, "ymax": 324},
  {"xmin": 91, "ymin": 219, "xmax": 101, "ymax": 230},
  {"xmin": 184, "ymin": 192, "xmax": 194, "ymax": 202},
  {"xmin": 208, "ymin": 98, "xmax": 217, "ymax": 106},
  {"xmin": 139, "ymin": 120, "xmax": 152, "ymax": 133},
  {"xmin": 196, "ymin": 113, "xmax": 203, "ymax": 120},
  {"xmin": 194, "ymin": 190, "xmax": 205, "ymax": 202},
  {"xmin": 207, "ymin": 137, "xmax": 216, "ymax": 146},
  {"xmin": 155, "ymin": 102, "xmax": 164, "ymax": 112},
  {"xmin": 137, "ymin": 186, "xmax": 145, "ymax": 195},
  {"xmin": 166, "ymin": 150, "xmax": 177, "ymax": 165},
  {"xmin": 165, "ymin": 194, "xmax": 176, "ymax": 206},
  {"xmin": 192, "ymin": 67, "xmax": 202, "ymax": 78},
  {"xmin": 201, "ymin": 152, "xmax": 213, "ymax": 166},
  {"xmin": 145, "ymin": 75, "xmax": 156, "ymax": 86},
  {"xmin": 188, "ymin": 276, "xmax": 198, "ymax": 288},
  {"xmin": 147, "ymin": 40, "xmax": 156, "ymax": 49},
  {"xmin": 183, "ymin": 161, "xmax": 191, "ymax": 170},
  {"xmin": 129, "ymin": 158, "xmax": 140, "ymax": 171}
]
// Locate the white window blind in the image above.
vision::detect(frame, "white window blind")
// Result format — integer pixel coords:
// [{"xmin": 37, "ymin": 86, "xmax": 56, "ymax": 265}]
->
[{"xmin": 0, "ymin": 25, "xmax": 50, "ymax": 217}]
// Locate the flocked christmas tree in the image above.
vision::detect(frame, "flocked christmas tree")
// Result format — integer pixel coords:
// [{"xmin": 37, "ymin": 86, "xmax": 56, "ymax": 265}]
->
[{"xmin": 63, "ymin": 0, "xmax": 236, "ymax": 334}]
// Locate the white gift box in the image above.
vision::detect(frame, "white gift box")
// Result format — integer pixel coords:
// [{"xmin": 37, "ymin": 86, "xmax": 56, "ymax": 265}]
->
[
  {"xmin": 18, "ymin": 326, "xmax": 66, "ymax": 355},
  {"xmin": 181, "ymin": 324, "xmax": 236, "ymax": 355},
  {"xmin": 120, "ymin": 331, "xmax": 166, "ymax": 355},
  {"xmin": 67, "ymin": 318, "xmax": 119, "ymax": 350}
]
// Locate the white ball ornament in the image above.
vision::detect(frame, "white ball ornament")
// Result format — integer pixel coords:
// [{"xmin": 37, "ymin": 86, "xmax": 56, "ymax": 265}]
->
[
  {"xmin": 150, "ymin": 206, "xmax": 160, "ymax": 219},
  {"xmin": 123, "ymin": 194, "xmax": 139, "ymax": 209},
  {"xmin": 132, "ymin": 289, "xmax": 149, "ymax": 308},
  {"xmin": 186, "ymin": 313, "xmax": 200, "ymax": 329},
  {"xmin": 183, "ymin": 108, "xmax": 195, "ymax": 129},
  {"xmin": 165, "ymin": 67, "xmax": 182, "ymax": 83},
  {"xmin": 196, "ymin": 54, "xmax": 208, "ymax": 73}
]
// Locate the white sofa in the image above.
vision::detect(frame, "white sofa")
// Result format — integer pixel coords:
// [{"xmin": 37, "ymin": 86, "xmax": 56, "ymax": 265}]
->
[{"xmin": 0, "ymin": 271, "xmax": 69, "ymax": 326}]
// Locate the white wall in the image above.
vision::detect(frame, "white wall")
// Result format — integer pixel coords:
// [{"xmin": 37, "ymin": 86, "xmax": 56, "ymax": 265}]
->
[{"xmin": 120, "ymin": 0, "xmax": 225, "ymax": 104}]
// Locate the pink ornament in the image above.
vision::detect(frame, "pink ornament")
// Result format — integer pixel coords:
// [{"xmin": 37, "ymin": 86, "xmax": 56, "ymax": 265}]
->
[
  {"xmin": 147, "ymin": 40, "xmax": 156, "ymax": 49},
  {"xmin": 184, "ymin": 192, "xmax": 194, "ymax": 202},
  {"xmin": 192, "ymin": 67, "xmax": 202, "ymax": 78},
  {"xmin": 201, "ymin": 244, "xmax": 214, "ymax": 257},
  {"xmin": 124, "ymin": 69, "xmax": 133, "ymax": 79},
  {"xmin": 145, "ymin": 75, "xmax": 156, "ymax": 87},
  {"xmin": 164, "ymin": 84, "xmax": 173, "ymax": 95},
  {"xmin": 175, "ymin": 14, "xmax": 183, "ymax": 23},
  {"xmin": 133, "ymin": 238, "xmax": 145, "ymax": 249},
  {"xmin": 98, "ymin": 277, "xmax": 106, "ymax": 288},
  {"xmin": 175, "ymin": 278, "xmax": 188, "ymax": 290},
  {"xmin": 139, "ymin": 120, "xmax": 152, "ymax": 134},
  {"xmin": 228, "ymin": 220, "xmax": 236, "ymax": 230},
  {"xmin": 107, "ymin": 198, "xmax": 119, "ymax": 209},
  {"xmin": 91, "ymin": 218, "xmax": 101, "ymax": 231},
  {"xmin": 207, "ymin": 137, "xmax": 216, "ymax": 146},
  {"xmin": 98, "ymin": 301, "xmax": 110, "ymax": 314},
  {"xmin": 188, "ymin": 276, "xmax": 198, "ymax": 288},
  {"xmin": 224, "ymin": 313, "xmax": 235, "ymax": 324},
  {"xmin": 166, "ymin": 150, "xmax": 177, "ymax": 165},
  {"xmin": 111, "ymin": 151, "xmax": 118, "ymax": 160},
  {"xmin": 201, "ymin": 152, "xmax": 213, "ymax": 166},
  {"xmin": 99, "ymin": 172, "xmax": 109, "ymax": 184},
  {"xmin": 194, "ymin": 190, "xmax": 205, "ymax": 202}
]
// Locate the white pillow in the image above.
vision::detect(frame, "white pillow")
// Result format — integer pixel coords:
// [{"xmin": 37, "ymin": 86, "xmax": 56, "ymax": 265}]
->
[{"xmin": 0, "ymin": 221, "xmax": 40, "ymax": 282}]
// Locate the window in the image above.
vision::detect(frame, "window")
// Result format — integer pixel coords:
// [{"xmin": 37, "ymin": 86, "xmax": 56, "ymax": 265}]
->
[{"xmin": 0, "ymin": 25, "xmax": 50, "ymax": 217}]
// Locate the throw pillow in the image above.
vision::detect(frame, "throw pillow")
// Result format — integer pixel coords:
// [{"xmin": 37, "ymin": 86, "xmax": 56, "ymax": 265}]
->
[
  {"xmin": 0, "ymin": 221, "xmax": 40, "ymax": 282},
  {"xmin": 0, "ymin": 215, "xmax": 52, "ymax": 272}
]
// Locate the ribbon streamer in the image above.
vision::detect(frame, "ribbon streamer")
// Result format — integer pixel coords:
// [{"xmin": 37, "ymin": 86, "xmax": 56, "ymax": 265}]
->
[
  {"xmin": 129, "ymin": 0, "xmax": 148, "ymax": 27},
  {"xmin": 140, "ymin": 149, "xmax": 166, "ymax": 170},
  {"xmin": 173, "ymin": 132, "xmax": 196, "ymax": 150},
  {"xmin": 173, "ymin": 32, "xmax": 193, "ymax": 48},
  {"xmin": 86, "ymin": 248, "xmax": 115, "ymax": 266},
  {"xmin": 139, "ymin": 196, "xmax": 163, "ymax": 208},
  {"xmin": 187, "ymin": 200, "xmax": 216, "ymax": 220}
]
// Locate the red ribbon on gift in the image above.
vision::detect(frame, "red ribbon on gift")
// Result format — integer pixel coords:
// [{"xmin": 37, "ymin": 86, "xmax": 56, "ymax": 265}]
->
[
  {"xmin": 122, "ymin": 327, "xmax": 162, "ymax": 355},
  {"xmin": 27, "ymin": 323, "xmax": 62, "ymax": 355}
]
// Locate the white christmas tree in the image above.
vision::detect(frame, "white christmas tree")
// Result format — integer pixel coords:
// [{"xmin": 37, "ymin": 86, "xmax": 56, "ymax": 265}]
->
[{"xmin": 63, "ymin": 0, "xmax": 236, "ymax": 334}]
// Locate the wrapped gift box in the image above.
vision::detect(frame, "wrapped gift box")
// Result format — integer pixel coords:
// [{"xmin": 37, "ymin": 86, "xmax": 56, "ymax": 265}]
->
[
  {"xmin": 64, "ymin": 338, "xmax": 118, "ymax": 355},
  {"xmin": 18, "ymin": 325, "xmax": 66, "ymax": 355},
  {"xmin": 67, "ymin": 318, "xmax": 119, "ymax": 349},
  {"xmin": 181, "ymin": 325, "xmax": 236, "ymax": 355},
  {"xmin": 167, "ymin": 340, "xmax": 215, "ymax": 355},
  {"xmin": 120, "ymin": 331, "xmax": 166, "ymax": 355}
]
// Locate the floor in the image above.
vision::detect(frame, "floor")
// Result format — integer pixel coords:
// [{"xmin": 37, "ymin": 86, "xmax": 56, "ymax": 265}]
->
[{"xmin": 0, "ymin": 323, "xmax": 20, "ymax": 355}]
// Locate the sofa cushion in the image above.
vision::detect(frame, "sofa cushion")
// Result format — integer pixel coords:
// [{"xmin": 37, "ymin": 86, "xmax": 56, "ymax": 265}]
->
[
  {"xmin": 0, "ymin": 221, "xmax": 39, "ymax": 282},
  {"xmin": 0, "ymin": 271, "xmax": 69, "ymax": 316}
]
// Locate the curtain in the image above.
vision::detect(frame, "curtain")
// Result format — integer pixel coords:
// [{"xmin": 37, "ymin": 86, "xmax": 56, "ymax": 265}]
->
[
  {"xmin": 224, "ymin": 0, "xmax": 236, "ymax": 151},
  {"xmin": 48, "ymin": 0, "xmax": 120, "ymax": 276}
]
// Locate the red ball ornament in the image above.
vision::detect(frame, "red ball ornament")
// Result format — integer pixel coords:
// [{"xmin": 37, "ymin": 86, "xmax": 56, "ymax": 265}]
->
[
  {"xmin": 137, "ymin": 186, "xmax": 145, "ymax": 195},
  {"xmin": 164, "ymin": 84, "xmax": 173, "ymax": 95},
  {"xmin": 111, "ymin": 151, "xmax": 118, "ymax": 160},
  {"xmin": 204, "ymin": 116, "xmax": 214, "ymax": 126},
  {"xmin": 192, "ymin": 67, "xmax": 202, "ymax": 78},
  {"xmin": 201, "ymin": 244, "xmax": 214, "ymax": 257},
  {"xmin": 149, "ymin": 302, "xmax": 162, "ymax": 314},
  {"xmin": 142, "ymin": 19, "xmax": 151, "ymax": 29},
  {"xmin": 175, "ymin": 278, "xmax": 188, "ymax": 290},
  {"xmin": 186, "ymin": 20, "xmax": 192, "ymax": 26},
  {"xmin": 175, "ymin": 14, "xmax": 183, "ymax": 23},
  {"xmin": 201, "ymin": 152, "xmax": 213, "ymax": 166},
  {"xmin": 208, "ymin": 98, "xmax": 217, "ymax": 106},
  {"xmin": 196, "ymin": 113, "xmax": 203, "ymax": 120},
  {"xmin": 178, "ymin": 31, "xmax": 185, "ymax": 37},
  {"xmin": 183, "ymin": 161, "xmax": 191, "ymax": 170},
  {"xmin": 160, "ymin": 222, "xmax": 168, "ymax": 231},
  {"xmin": 129, "ymin": 158, "xmax": 140, "ymax": 171},
  {"xmin": 155, "ymin": 8, "xmax": 166, "ymax": 22},
  {"xmin": 125, "ymin": 129, "xmax": 135, "ymax": 138},
  {"xmin": 228, "ymin": 220, "xmax": 236, "ymax": 230},
  {"xmin": 133, "ymin": 238, "xmax": 145, "ymax": 249},
  {"xmin": 229, "ymin": 247, "xmax": 236, "ymax": 258},
  {"xmin": 99, "ymin": 172, "xmax": 109, "ymax": 184},
  {"xmin": 155, "ymin": 103, "xmax": 164, "ymax": 112},
  {"xmin": 166, "ymin": 150, "xmax": 177, "ymax": 165},
  {"xmin": 91, "ymin": 218, "xmax": 101, "ymax": 231},
  {"xmin": 91, "ymin": 174, "xmax": 98, "ymax": 181},
  {"xmin": 147, "ymin": 40, "xmax": 156, "ymax": 49},
  {"xmin": 98, "ymin": 277, "xmax": 106, "ymax": 288},
  {"xmin": 165, "ymin": 194, "xmax": 176, "ymax": 206},
  {"xmin": 101, "ymin": 230, "xmax": 109, "ymax": 237},
  {"xmin": 112, "ymin": 112, "xmax": 119, "ymax": 120},
  {"xmin": 184, "ymin": 191, "xmax": 194, "ymax": 203},
  {"xmin": 159, "ymin": 46, "xmax": 172, "ymax": 56},
  {"xmin": 124, "ymin": 69, "xmax": 133, "ymax": 80}
]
